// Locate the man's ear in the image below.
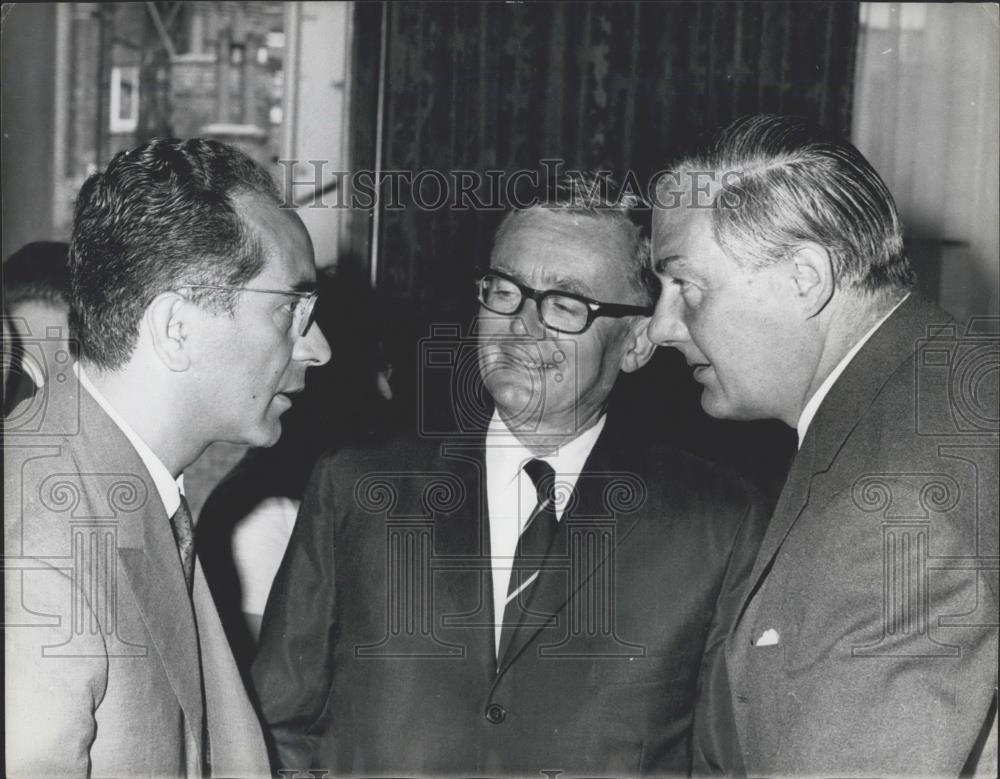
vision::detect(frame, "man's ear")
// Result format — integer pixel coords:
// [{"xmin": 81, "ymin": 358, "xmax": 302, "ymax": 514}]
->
[
  {"xmin": 620, "ymin": 316, "xmax": 657, "ymax": 374},
  {"xmin": 789, "ymin": 243, "xmax": 835, "ymax": 318},
  {"xmin": 145, "ymin": 292, "xmax": 193, "ymax": 372}
]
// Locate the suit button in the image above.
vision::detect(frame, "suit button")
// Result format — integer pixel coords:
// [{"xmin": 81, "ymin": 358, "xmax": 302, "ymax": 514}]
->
[{"xmin": 484, "ymin": 703, "xmax": 506, "ymax": 724}]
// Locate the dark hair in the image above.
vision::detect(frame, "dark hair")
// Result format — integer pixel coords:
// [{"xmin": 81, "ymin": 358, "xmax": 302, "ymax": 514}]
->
[
  {"xmin": 3, "ymin": 241, "xmax": 70, "ymax": 309},
  {"xmin": 494, "ymin": 171, "xmax": 655, "ymax": 304},
  {"xmin": 69, "ymin": 137, "xmax": 280, "ymax": 370},
  {"xmin": 661, "ymin": 114, "xmax": 914, "ymax": 294}
]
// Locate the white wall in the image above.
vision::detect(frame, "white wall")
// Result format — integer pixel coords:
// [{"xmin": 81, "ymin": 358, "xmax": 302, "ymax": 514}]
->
[
  {"xmin": 852, "ymin": 3, "xmax": 1000, "ymax": 319},
  {"xmin": 281, "ymin": 1, "xmax": 351, "ymax": 271}
]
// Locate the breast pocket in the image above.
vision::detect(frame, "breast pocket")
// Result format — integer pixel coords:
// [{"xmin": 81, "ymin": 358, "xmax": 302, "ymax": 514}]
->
[{"xmin": 741, "ymin": 639, "xmax": 797, "ymax": 759}]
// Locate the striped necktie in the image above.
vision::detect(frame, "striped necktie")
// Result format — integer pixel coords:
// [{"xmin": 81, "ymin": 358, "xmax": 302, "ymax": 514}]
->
[{"xmin": 499, "ymin": 458, "xmax": 558, "ymax": 656}]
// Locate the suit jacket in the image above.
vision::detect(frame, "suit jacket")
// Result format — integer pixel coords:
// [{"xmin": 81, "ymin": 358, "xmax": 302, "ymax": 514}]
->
[
  {"xmin": 251, "ymin": 418, "xmax": 769, "ymax": 777},
  {"xmin": 4, "ymin": 375, "xmax": 270, "ymax": 778},
  {"xmin": 722, "ymin": 294, "xmax": 999, "ymax": 777}
]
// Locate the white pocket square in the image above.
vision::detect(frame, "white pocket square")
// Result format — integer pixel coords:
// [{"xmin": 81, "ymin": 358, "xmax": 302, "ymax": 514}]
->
[{"xmin": 755, "ymin": 628, "xmax": 780, "ymax": 647}]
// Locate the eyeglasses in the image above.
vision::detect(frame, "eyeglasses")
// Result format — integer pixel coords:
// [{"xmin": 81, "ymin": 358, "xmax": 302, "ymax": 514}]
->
[
  {"xmin": 179, "ymin": 284, "xmax": 319, "ymax": 336},
  {"xmin": 476, "ymin": 270, "xmax": 651, "ymax": 334}
]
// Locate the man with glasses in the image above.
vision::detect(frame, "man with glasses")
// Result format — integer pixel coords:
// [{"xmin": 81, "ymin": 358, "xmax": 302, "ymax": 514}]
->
[
  {"xmin": 4, "ymin": 138, "xmax": 330, "ymax": 778},
  {"xmin": 252, "ymin": 174, "xmax": 767, "ymax": 777}
]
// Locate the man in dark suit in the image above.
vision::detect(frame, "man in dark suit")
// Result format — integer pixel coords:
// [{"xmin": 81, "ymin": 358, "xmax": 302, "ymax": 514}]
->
[
  {"xmin": 648, "ymin": 114, "xmax": 998, "ymax": 777},
  {"xmin": 252, "ymin": 175, "xmax": 769, "ymax": 777},
  {"xmin": 4, "ymin": 138, "xmax": 331, "ymax": 777}
]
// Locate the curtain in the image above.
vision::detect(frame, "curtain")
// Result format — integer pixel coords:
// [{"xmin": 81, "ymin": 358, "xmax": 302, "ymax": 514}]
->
[
  {"xmin": 852, "ymin": 3, "xmax": 1000, "ymax": 319},
  {"xmin": 349, "ymin": 1, "xmax": 860, "ymax": 313}
]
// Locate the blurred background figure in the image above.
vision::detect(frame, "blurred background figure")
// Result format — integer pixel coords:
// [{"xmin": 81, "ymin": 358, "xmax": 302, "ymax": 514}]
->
[{"xmin": 2, "ymin": 241, "xmax": 71, "ymax": 415}]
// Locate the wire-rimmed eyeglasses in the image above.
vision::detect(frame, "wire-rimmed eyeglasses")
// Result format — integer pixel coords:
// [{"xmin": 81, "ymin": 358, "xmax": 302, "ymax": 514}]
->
[
  {"xmin": 178, "ymin": 284, "xmax": 319, "ymax": 337},
  {"xmin": 476, "ymin": 270, "xmax": 651, "ymax": 334}
]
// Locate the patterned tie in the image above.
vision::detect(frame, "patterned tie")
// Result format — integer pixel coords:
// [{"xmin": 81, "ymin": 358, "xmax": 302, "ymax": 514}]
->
[
  {"xmin": 499, "ymin": 459, "xmax": 559, "ymax": 656},
  {"xmin": 169, "ymin": 495, "xmax": 195, "ymax": 592}
]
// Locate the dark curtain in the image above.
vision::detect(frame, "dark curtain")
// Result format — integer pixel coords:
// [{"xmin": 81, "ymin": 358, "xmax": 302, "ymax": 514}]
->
[
  {"xmin": 348, "ymin": 1, "xmax": 859, "ymax": 314},
  {"xmin": 342, "ymin": 1, "xmax": 856, "ymax": 494}
]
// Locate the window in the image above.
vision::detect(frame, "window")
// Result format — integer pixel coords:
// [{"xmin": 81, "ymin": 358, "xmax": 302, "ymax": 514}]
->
[{"xmin": 109, "ymin": 66, "xmax": 140, "ymax": 134}]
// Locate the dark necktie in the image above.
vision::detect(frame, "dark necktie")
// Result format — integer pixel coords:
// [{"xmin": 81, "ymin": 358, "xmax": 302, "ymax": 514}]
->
[
  {"xmin": 499, "ymin": 459, "xmax": 559, "ymax": 655},
  {"xmin": 169, "ymin": 495, "xmax": 195, "ymax": 592},
  {"xmin": 169, "ymin": 495, "xmax": 207, "ymax": 773}
]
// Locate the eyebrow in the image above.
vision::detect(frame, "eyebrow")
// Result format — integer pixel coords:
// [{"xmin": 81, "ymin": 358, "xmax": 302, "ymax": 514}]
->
[
  {"xmin": 652, "ymin": 255, "xmax": 683, "ymax": 275},
  {"xmin": 492, "ymin": 265, "xmax": 594, "ymax": 298},
  {"xmin": 653, "ymin": 255, "xmax": 707, "ymax": 285}
]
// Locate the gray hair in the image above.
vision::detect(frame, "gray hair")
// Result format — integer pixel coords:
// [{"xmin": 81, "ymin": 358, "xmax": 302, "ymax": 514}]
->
[
  {"xmin": 659, "ymin": 114, "xmax": 914, "ymax": 294},
  {"xmin": 494, "ymin": 171, "xmax": 654, "ymax": 304}
]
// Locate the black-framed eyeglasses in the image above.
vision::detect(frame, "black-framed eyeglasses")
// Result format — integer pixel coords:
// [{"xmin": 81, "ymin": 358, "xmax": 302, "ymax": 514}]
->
[
  {"xmin": 178, "ymin": 284, "xmax": 319, "ymax": 337},
  {"xmin": 476, "ymin": 270, "xmax": 651, "ymax": 335}
]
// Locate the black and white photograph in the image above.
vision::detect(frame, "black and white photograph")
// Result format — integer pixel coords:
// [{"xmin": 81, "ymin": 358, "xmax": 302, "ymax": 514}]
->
[{"xmin": 3, "ymin": 2, "xmax": 998, "ymax": 778}]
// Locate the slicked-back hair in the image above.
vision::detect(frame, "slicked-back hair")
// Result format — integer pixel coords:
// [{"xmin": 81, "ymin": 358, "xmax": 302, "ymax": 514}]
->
[
  {"xmin": 662, "ymin": 114, "xmax": 914, "ymax": 294},
  {"xmin": 70, "ymin": 137, "xmax": 281, "ymax": 370},
  {"xmin": 493, "ymin": 172, "xmax": 655, "ymax": 305}
]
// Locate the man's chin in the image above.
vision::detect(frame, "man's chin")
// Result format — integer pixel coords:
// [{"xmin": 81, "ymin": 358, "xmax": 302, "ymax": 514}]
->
[
  {"xmin": 699, "ymin": 388, "xmax": 733, "ymax": 420},
  {"xmin": 487, "ymin": 381, "xmax": 545, "ymax": 429},
  {"xmin": 238, "ymin": 416, "xmax": 283, "ymax": 448},
  {"xmin": 700, "ymin": 389, "xmax": 766, "ymax": 422}
]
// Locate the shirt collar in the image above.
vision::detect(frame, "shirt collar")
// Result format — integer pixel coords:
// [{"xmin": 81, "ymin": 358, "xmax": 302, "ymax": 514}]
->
[
  {"xmin": 796, "ymin": 292, "xmax": 910, "ymax": 448},
  {"xmin": 75, "ymin": 363, "xmax": 184, "ymax": 516},
  {"xmin": 485, "ymin": 410, "xmax": 607, "ymax": 486}
]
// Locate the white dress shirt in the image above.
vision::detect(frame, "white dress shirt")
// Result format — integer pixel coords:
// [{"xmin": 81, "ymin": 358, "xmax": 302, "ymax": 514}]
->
[
  {"xmin": 485, "ymin": 410, "xmax": 606, "ymax": 654},
  {"xmin": 796, "ymin": 293, "xmax": 910, "ymax": 447},
  {"xmin": 75, "ymin": 363, "xmax": 184, "ymax": 517}
]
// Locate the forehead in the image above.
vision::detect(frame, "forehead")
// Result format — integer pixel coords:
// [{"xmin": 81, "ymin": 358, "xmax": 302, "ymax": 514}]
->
[
  {"xmin": 234, "ymin": 192, "xmax": 316, "ymax": 285},
  {"xmin": 651, "ymin": 206, "xmax": 726, "ymax": 274},
  {"xmin": 491, "ymin": 208, "xmax": 634, "ymax": 298}
]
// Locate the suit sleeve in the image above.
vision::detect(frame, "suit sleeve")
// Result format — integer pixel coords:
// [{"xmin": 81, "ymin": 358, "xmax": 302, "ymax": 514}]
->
[
  {"xmin": 690, "ymin": 481, "xmax": 770, "ymax": 778},
  {"xmin": 251, "ymin": 457, "xmax": 340, "ymax": 772},
  {"xmin": 4, "ymin": 449, "xmax": 110, "ymax": 778},
  {"xmin": 5, "ymin": 564, "xmax": 109, "ymax": 777}
]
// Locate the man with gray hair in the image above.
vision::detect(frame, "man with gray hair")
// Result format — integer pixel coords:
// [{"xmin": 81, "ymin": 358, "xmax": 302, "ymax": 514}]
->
[
  {"xmin": 252, "ymin": 174, "xmax": 768, "ymax": 776},
  {"xmin": 649, "ymin": 114, "xmax": 998, "ymax": 777}
]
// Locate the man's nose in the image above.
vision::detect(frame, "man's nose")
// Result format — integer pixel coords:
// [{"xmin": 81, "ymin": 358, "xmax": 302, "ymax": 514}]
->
[
  {"xmin": 295, "ymin": 321, "xmax": 332, "ymax": 366},
  {"xmin": 508, "ymin": 299, "xmax": 547, "ymax": 339},
  {"xmin": 647, "ymin": 290, "xmax": 689, "ymax": 347}
]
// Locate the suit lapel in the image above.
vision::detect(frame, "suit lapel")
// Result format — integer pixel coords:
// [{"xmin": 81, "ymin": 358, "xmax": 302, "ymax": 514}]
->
[
  {"xmin": 436, "ymin": 440, "xmax": 497, "ymax": 676},
  {"xmin": 118, "ymin": 540, "xmax": 204, "ymax": 765},
  {"xmin": 193, "ymin": 560, "xmax": 269, "ymax": 778},
  {"xmin": 735, "ymin": 294, "xmax": 956, "ymax": 621},
  {"xmin": 807, "ymin": 294, "xmax": 951, "ymax": 474},
  {"xmin": 734, "ymin": 432, "xmax": 818, "ymax": 625},
  {"xmin": 495, "ymin": 423, "xmax": 642, "ymax": 674},
  {"xmin": 72, "ymin": 388, "xmax": 206, "ymax": 767},
  {"xmin": 729, "ymin": 294, "xmax": 958, "ymax": 758}
]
